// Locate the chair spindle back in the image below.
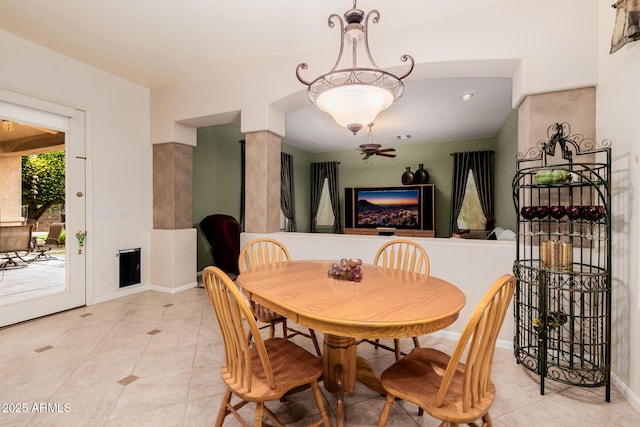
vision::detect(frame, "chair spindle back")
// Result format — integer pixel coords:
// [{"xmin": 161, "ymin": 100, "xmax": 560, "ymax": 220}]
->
[
  {"xmin": 374, "ymin": 239, "xmax": 430, "ymax": 275},
  {"xmin": 238, "ymin": 238, "xmax": 290, "ymax": 273},
  {"xmin": 202, "ymin": 266, "xmax": 275, "ymax": 391},
  {"xmin": 435, "ymin": 274, "xmax": 515, "ymax": 412}
]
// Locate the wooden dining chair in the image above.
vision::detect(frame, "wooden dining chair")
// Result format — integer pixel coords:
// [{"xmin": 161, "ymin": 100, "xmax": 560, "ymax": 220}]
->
[
  {"xmin": 360, "ymin": 239, "xmax": 431, "ymax": 360},
  {"xmin": 238, "ymin": 238, "xmax": 321, "ymax": 356},
  {"xmin": 202, "ymin": 266, "xmax": 331, "ymax": 427},
  {"xmin": 377, "ymin": 274, "xmax": 516, "ymax": 427}
]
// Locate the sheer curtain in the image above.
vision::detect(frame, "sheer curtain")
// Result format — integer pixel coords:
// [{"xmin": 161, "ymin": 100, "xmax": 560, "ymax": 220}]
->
[
  {"xmin": 280, "ymin": 152, "xmax": 297, "ymax": 231},
  {"xmin": 310, "ymin": 161, "xmax": 342, "ymax": 233},
  {"xmin": 449, "ymin": 151, "xmax": 493, "ymax": 234}
]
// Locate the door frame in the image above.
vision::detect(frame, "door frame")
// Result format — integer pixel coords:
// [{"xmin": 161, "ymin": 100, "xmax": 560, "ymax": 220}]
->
[{"xmin": 0, "ymin": 89, "xmax": 88, "ymax": 326}]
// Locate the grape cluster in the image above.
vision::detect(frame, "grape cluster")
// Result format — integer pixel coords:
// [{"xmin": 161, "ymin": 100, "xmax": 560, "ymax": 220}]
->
[{"xmin": 327, "ymin": 258, "xmax": 363, "ymax": 282}]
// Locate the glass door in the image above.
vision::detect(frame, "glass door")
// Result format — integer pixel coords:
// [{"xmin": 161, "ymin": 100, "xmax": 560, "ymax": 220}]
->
[{"xmin": 0, "ymin": 97, "xmax": 86, "ymax": 327}]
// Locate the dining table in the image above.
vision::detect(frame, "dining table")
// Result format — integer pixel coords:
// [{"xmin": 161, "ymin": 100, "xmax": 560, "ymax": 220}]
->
[{"xmin": 236, "ymin": 259, "xmax": 466, "ymax": 426}]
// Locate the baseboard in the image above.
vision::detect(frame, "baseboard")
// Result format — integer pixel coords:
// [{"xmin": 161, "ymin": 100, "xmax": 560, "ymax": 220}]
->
[
  {"xmin": 90, "ymin": 283, "xmax": 150, "ymax": 305},
  {"xmin": 430, "ymin": 329, "xmax": 513, "ymax": 350},
  {"xmin": 89, "ymin": 281, "xmax": 198, "ymax": 305},
  {"xmin": 433, "ymin": 330, "xmax": 640, "ymax": 413},
  {"xmin": 612, "ymin": 372, "xmax": 640, "ymax": 414},
  {"xmin": 147, "ymin": 282, "xmax": 198, "ymax": 294}
]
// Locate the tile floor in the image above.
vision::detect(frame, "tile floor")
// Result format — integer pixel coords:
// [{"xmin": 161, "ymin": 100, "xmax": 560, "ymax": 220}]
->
[{"xmin": 0, "ymin": 287, "xmax": 638, "ymax": 426}]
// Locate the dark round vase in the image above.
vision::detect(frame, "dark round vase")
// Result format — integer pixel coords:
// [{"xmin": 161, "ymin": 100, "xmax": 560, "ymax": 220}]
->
[
  {"xmin": 414, "ymin": 164, "xmax": 429, "ymax": 184},
  {"xmin": 401, "ymin": 167, "xmax": 414, "ymax": 185}
]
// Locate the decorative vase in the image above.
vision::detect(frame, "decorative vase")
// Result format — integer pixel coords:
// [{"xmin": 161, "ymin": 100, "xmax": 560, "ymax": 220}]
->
[
  {"xmin": 401, "ymin": 167, "xmax": 414, "ymax": 185},
  {"xmin": 414, "ymin": 164, "xmax": 429, "ymax": 184}
]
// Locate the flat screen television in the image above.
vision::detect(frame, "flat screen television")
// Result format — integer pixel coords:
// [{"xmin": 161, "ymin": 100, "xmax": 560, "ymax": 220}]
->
[{"xmin": 355, "ymin": 186, "xmax": 421, "ymax": 229}]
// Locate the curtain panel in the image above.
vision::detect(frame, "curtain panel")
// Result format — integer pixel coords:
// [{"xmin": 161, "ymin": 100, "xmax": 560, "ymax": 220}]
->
[
  {"xmin": 310, "ymin": 161, "xmax": 342, "ymax": 233},
  {"xmin": 450, "ymin": 152, "xmax": 471, "ymax": 234},
  {"xmin": 280, "ymin": 152, "xmax": 297, "ymax": 231},
  {"xmin": 449, "ymin": 151, "xmax": 494, "ymax": 234}
]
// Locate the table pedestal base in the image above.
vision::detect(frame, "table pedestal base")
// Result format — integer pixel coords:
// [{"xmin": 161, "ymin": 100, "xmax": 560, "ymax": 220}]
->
[
  {"xmin": 323, "ymin": 334, "xmax": 354, "ymax": 427},
  {"xmin": 322, "ymin": 334, "xmax": 386, "ymax": 426},
  {"xmin": 323, "ymin": 335, "xmax": 357, "ymax": 394}
]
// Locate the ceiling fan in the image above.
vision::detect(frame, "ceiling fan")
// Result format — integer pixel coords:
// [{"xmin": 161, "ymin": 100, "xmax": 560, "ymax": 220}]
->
[{"xmin": 356, "ymin": 123, "xmax": 397, "ymax": 160}]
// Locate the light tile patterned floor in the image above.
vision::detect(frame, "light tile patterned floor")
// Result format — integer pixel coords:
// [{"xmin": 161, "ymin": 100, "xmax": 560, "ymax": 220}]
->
[{"xmin": 0, "ymin": 288, "xmax": 638, "ymax": 426}]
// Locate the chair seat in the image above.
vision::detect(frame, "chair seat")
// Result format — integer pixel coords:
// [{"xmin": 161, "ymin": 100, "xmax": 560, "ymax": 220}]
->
[
  {"xmin": 381, "ymin": 347, "xmax": 496, "ymax": 424},
  {"xmin": 222, "ymin": 338, "xmax": 323, "ymax": 401},
  {"xmin": 204, "ymin": 266, "xmax": 330, "ymax": 427}
]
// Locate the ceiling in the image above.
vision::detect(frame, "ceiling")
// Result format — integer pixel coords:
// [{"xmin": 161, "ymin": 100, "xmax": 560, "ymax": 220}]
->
[
  {"xmin": 0, "ymin": 0, "xmax": 513, "ymax": 153},
  {"xmin": 0, "ymin": 121, "xmax": 64, "ymax": 156}
]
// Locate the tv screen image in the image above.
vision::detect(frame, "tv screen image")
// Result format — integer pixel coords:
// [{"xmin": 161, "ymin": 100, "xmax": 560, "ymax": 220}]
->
[{"xmin": 356, "ymin": 187, "xmax": 420, "ymax": 229}]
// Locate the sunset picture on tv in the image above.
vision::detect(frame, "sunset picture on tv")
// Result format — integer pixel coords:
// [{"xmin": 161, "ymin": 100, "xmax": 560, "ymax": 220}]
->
[{"xmin": 356, "ymin": 188, "xmax": 420, "ymax": 228}]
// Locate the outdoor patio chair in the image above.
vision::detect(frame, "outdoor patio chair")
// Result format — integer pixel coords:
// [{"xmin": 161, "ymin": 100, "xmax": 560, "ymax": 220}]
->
[{"xmin": 31, "ymin": 222, "xmax": 65, "ymax": 261}]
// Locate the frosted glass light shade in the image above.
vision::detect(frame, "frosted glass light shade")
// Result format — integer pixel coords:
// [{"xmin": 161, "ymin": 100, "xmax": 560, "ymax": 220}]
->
[{"xmin": 316, "ymin": 84, "xmax": 393, "ymax": 134}]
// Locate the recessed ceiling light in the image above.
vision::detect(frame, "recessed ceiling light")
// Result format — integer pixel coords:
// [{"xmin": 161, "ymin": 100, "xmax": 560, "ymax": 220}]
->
[
  {"xmin": 396, "ymin": 134, "xmax": 412, "ymax": 140},
  {"xmin": 461, "ymin": 93, "xmax": 475, "ymax": 101}
]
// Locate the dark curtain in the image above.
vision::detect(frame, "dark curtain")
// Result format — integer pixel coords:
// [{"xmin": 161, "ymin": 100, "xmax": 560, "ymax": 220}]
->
[
  {"xmin": 470, "ymin": 151, "xmax": 494, "ymax": 223},
  {"xmin": 239, "ymin": 139, "xmax": 245, "ymax": 231},
  {"xmin": 449, "ymin": 151, "xmax": 493, "ymax": 234},
  {"xmin": 450, "ymin": 152, "xmax": 471, "ymax": 234},
  {"xmin": 310, "ymin": 163, "xmax": 323, "ymax": 233},
  {"xmin": 326, "ymin": 162, "xmax": 342, "ymax": 234},
  {"xmin": 310, "ymin": 161, "xmax": 342, "ymax": 233},
  {"xmin": 280, "ymin": 152, "xmax": 297, "ymax": 231}
]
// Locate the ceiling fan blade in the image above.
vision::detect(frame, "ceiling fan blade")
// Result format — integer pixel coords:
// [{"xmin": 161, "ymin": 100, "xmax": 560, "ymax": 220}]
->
[
  {"xmin": 376, "ymin": 153, "xmax": 397, "ymax": 158},
  {"xmin": 362, "ymin": 153, "xmax": 372, "ymax": 160},
  {"xmin": 377, "ymin": 148, "xmax": 396, "ymax": 153}
]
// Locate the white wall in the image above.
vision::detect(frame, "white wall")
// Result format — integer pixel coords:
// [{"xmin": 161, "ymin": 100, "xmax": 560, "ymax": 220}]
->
[
  {"xmin": 0, "ymin": 29, "xmax": 152, "ymax": 302},
  {"xmin": 151, "ymin": 0, "xmax": 599, "ymax": 141},
  {"xmin": 597, "ymin": 2, "xmax": 640, "ymax": 409},
  {"xmin": 3, "ymin": 0, "xmax": 636, "ymax": 409},
  {"xmin": 241, "ymin": 232, "xmax": 516, "ymax": 345}
]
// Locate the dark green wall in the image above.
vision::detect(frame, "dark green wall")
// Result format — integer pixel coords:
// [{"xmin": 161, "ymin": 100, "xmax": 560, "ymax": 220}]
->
[
  {"xmin": 494, "ymin": 109, "xmax": 518, "ymax": 232},
  {"xmin": 193, "ymin": 123, "xmax": 243, "ymax": 271},
  {"xmin": 309, "ymin": 137, "xmax": 497, "ymax": 237},
  {"xmin": 193, "ymin": 113, "xmax": 518, "ymax": 270},
  {"xmin": 296, "ymin": 111, "xmax": 519, "ymax": 236}
]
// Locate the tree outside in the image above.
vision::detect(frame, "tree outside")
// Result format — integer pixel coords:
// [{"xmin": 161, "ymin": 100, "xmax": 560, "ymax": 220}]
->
[{"xmin": 21, "ymin": 151, "xmax": 65, "ymax": 227}]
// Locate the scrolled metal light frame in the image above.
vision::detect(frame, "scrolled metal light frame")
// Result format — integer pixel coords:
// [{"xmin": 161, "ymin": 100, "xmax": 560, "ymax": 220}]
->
[{"xmin": 296, "ymin": 3, "xmax": 414, "ymax": 134}]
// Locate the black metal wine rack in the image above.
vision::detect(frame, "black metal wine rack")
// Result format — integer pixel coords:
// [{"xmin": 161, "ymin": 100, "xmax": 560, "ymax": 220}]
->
[{"xmin": 512, "ymin": 122, "xmax": 612, "ymax": 401}]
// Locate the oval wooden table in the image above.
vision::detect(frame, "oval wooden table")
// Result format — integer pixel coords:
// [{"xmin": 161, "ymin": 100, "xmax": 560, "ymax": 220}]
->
[{"xmin": 237, "ymin": 260, "xmax": 466, "ymax": 426}]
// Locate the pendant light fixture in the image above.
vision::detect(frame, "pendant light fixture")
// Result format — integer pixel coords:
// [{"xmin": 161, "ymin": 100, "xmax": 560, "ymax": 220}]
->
[{"xmin": 296, "ymin": 1, "xmax": 414, "ymax": 135}]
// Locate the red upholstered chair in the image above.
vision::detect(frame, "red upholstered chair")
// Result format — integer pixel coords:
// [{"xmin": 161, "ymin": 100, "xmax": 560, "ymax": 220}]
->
[{"xmin": 199, "ymin": 214, "xmax": 241, "ymax": 279}]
